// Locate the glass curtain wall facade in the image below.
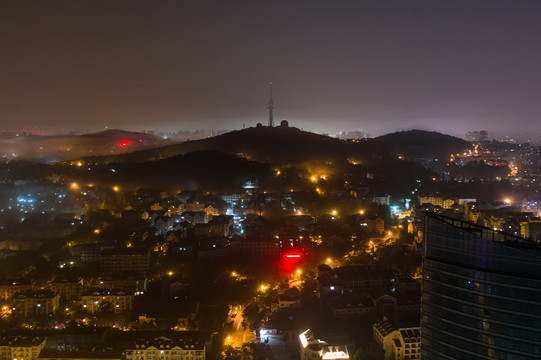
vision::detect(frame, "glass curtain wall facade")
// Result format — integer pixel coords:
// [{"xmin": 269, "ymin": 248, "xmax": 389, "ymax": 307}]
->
[{"xmin": 421, "ymin": 214, "xmax": 541, "ymax": 359}]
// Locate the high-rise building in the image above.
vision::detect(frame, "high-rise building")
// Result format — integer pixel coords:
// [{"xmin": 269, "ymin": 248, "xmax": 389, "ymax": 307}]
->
[{"xmin": 421, "ymin": 213, "xmax": 541, "ymax": 359}]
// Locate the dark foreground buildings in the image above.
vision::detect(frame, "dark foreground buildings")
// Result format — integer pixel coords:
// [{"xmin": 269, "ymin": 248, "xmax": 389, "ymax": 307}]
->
[{"xmin": 421, "ymin": 213, "xmax": 541, "ymax": 359}]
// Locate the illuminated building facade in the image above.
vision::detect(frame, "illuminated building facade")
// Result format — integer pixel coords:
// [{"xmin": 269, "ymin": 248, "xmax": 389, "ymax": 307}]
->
[
  {"xmin": 299, "ymin": 330, "xmax": 349, "ymax": 360},
  {"xmin": 422, "ymin": 213, "xmax": 541, "ymax": 359},
  {"xmin": 124, "ymin": 336, "xmax": 207, "ymax": 360},
  {"xmin": 82, "ymin": 289, "xmax": 133, "ymax": 314},
  {"xmin": 0, "ymin": 280, "xmax": 33, "ymax": 301},
  {"xmin": 0, "ymin": 336, "xmax": 45, "ymax": 360},
  {"xmin": 12, "ymin": 290, "xmax": 60, "ymax": 316}
]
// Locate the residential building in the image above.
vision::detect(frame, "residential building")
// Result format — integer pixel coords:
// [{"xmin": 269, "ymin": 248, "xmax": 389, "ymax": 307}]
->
[
  {"xmin": 96, "ymin": 273, "xmax": 147, "ymax": 295},
  {"xmin": 278, "ymin": 287, "xmax": 301, "ymax": 309},
  {"xmin": 185, "ymin": 201, "xmax": 205, "ymax": 213},
  {"xmin": 234, "ymin": 239, "xmax": 279, "ymax": 257},
  {"xmin": 50, "ymin": 277, "xmax": 83, "ymax": 301},
  {"xmin": 100, "ymin": 247, "xmax": 150, "ymax": 274},
  {"xmin": 12, "ymin": 290, "xmax": 60, "ymax": 316},
  {"xmin": 373, "ymin": 320, "xmax": 420, "ymax": 360},
  {"xmin": 317, "ymin": 264, "xmax": 395, "ymax": 295},
  {"xmin": 324, "ymin": 293, "xmax": 375, "ymax": 317},
  {"xmin": 520, "ymin": 216, "xmax": 541, "ymax": 241},
  {"xmin": 38, "ymin": 349, "xmax": 122, "ymax": 360},
  {"xmin": 70, "ymin": 243, "xmax": 114, "ymax": 263},
  {"xmin": 82, "ymin": 289, "xmax": 133, "ymax": 314},
  {"xmin": 139, "ymin": 301, "xmax": 199, "ymax": 330},
  {"xmin": 124, "ymin": 336, "xmax": 207, "ymax": 360},
  {"xmin": 0, "ymin": 279, "xmax": 33, "ymax": 301},
  {"xmin": 390, "ymin": 328, "xmax": 420, "ymax": 360},
  {"xmin": 194, "ymin": 218, "xmax": 231, "ymax": 238},
  {"xmin": 359, "ymin": 216, "xmax": 385, "ymax": 234},
  {"xmin": 299, "ymin": 330, "xmax": 349, "ymax": 360},
  {"xmin": 418, "ymin": 195, "xmax": 455, "ymax": 209},
  {"xmin": 0, "ymin": 336, "xmax": 46, "ymax": 360},
  {"xmin": 181, "ymin": 212, "xmax": 206, "ymax": 226}
]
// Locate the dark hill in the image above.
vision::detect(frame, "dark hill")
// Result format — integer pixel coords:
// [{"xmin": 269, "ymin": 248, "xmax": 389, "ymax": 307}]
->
[
  {"xmin": 366, "ymin": 130, "xmax": 471, "ymax": 159},
  {"xmin": 82, "ymin": 126, "xmax": 350, "ymax": 165},
  {"xmin": 81, "ymin": 150, "xmax": 272, "ymax": 192},
  {"xmin": 79, "ymin": 127, "xmax": 471, "ymax": 166}
]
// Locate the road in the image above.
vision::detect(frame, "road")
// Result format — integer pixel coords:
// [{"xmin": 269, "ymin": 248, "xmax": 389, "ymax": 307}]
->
[
  {"xmin": 259, "ymin": 333, "xmax": 299, "ymax": 360},
  {"xmin": 227, "ymin": 305, "xmax": 256, "ymax": 348}
]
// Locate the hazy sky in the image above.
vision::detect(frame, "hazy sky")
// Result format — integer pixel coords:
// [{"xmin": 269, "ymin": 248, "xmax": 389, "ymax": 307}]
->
[{"xmin": 2, "ymin": 1, "xmax": 541, "ymax": 137}]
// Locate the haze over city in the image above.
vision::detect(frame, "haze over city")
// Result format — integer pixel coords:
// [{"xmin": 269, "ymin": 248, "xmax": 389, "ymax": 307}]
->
[
  {"xmin": 1, "ymin": 2, "xmax": 541, "ymax": 360},
  {"xmin": 2, "ymin": 0, "xmax": 541, "ymax": 138}
]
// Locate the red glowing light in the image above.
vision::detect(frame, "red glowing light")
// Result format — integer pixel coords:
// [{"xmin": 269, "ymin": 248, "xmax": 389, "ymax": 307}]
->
[
  {"xmin": 120, "ymin": 140, "xmax": 130, "ymax": 148},
  {"xmin": 280, "ymin": 250, "xmax": 304, "ymax": 274}
]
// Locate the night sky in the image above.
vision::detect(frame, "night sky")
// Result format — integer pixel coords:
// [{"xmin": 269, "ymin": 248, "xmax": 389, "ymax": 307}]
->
[{"xmin": 2, "ymin": 1, "xmax": 541, "ymax": 137}]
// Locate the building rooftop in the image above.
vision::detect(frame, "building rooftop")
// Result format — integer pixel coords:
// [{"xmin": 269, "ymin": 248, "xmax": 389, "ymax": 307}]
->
[
  {"xmin": 38, "ymin": 349, "xmax": 122, "ymax": 359},
  {"xmin": 427, "ymin": 213, "xmax": 541, "ymax": 248},
  {"xmin": 101, "ymin": 247, "xmax": 150, "ymax": 256},
  {"xmin": 399, "ymin": 328, "xmax": 420, "ymax": 343},
  {"xmin": 98, "ymin": 273, "xmax": 146, "ymax": 281},
  {"xmin": 373, "ymin": 319, "xmax": 396, "ymax": 337},
  {"xmin": 141, "ymin": 301, "xmax": 199, "ymax": 318},
  {"xmin": 83, "ymin": 288, "xmax": 132, "ymax": 297},
  {"xmin": 0, "ymin": 336, "xmax": 45, "ymax": 347},
  {"xmin": 107, "ymin": 332, "xmax": 210, "ymax": 351},
  {"xmin": 13, "ymin": 289, "xmax": 58, "ymax": 299}
]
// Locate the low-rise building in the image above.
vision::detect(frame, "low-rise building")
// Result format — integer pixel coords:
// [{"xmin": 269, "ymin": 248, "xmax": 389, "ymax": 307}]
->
[
  {"xmin": 100, "ymin": 247, "xmax": 150, "ymax": 274},
  {"xmin": 0, "ymin": 279, "xmax": 34, "ymax": 301},
  {"xmin": 359, "ymin": 216, "xmax": 385, "ymax": 234},
  {"xmin": 181, "ymin": 212, "xmax": 206, "ymax": 226},
  {"xmin": 0, "ymin": 336, "xmax": 46, "ymax": 360},
  {"xmin": 139, "ymin": 301, "xmax": 199, "ymax": 330},
  {"xmin": 278, "ymin": 287, "xmax": 301, "ymax": 309},
  {"xmin": 194, "ymin": 218, "xmax": 231, "ymax": 238},
  {"xmin": 390, "ymin": 328, "xmax": 420, "ymax": 360},
  {"xmin": 419, "ymin": 195, "xmax": 455, "ymax": 210},
  {"xmin": 324, "ymin": 294, "xmax": 375, "ymax": 317},
  {"xmin": 317, "ymin": 264, "xmax": 395, "ymax": 295},
  {"xmin": 299, "ymin": 330, "xmax": 349, "ymax": 360},
  {"xmin": 82, "ymin": 289, "xmax": 133, "ymax": 314},
  {"xmin": 234, "ymin": 239, "xmax": 279, "ymax": 257},
  {"xmin": 70, "ymin": 243, "xmax": 114, "ymax": 263},
  {"xmin": 124, "ymin": 336, "xmax": 207, "ymax": 360},
  {"xmin": 38, "ymin": 349, "xmax": 122, "ymax": 360},
  {"xmin": 12, "ymin": 290, "xmax": 60, "ymax": 316},
  {"xmin": 373, "ymin": 319, "xmax": 420, "ymax": 360},
  {"xmin": 96, "ymin": 273, "xmax": 147, "ymax": 295},
  {"xmin": 50, "ymin": 277, "xmax": 83, "ymax": 301}
]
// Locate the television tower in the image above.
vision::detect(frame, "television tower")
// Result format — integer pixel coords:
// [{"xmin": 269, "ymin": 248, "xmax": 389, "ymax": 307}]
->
[{"xmin": 267, "ymin": 82, "xmax": 274, "ymax": 127}]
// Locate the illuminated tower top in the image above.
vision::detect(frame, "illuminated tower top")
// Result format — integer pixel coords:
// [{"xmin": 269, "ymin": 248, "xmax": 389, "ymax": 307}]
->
[{"xmin": 267, "ymin": 82, "xmax": 274, "ymax": 127}]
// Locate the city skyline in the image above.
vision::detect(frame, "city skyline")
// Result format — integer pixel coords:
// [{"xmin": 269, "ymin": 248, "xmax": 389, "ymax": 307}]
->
[{"xmin": 2, "ymin": 1, "xmax": 541, "ymax": 137}]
